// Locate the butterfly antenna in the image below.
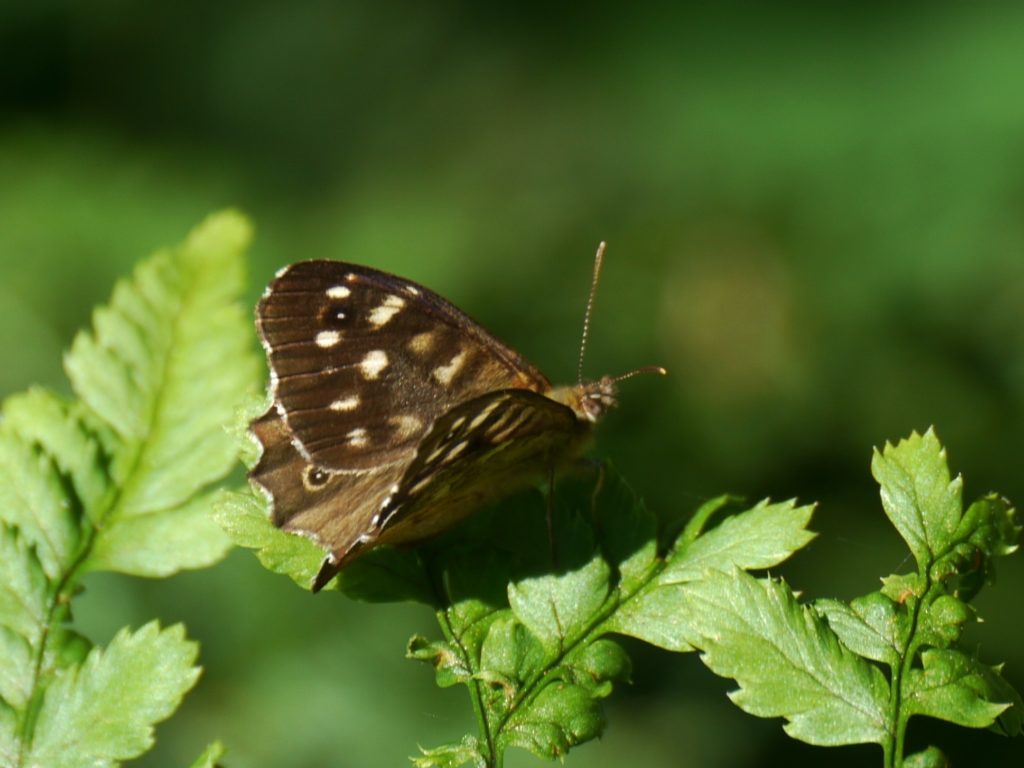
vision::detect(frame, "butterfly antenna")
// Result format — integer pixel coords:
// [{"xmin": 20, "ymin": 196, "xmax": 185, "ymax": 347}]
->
[
  {"xmin": 611, "ymin": 365, "xmax": 668, "ymax": 384},
  {"xmin": 577, "ymin": 241, "xmax": 606, "ymax": 385}
]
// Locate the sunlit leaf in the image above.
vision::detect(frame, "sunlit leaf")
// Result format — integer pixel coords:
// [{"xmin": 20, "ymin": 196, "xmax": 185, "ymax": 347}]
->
[
  {"xmin": 26, "ymin": 622, "xmax": 201, "ymax": 768},
  {"xmin": 689, "ymin": 569, "xmax": 890, "ymax": 746},
  {"xmin": 872, "ymin": 428, "xmax": 962, "ymax": 569}
]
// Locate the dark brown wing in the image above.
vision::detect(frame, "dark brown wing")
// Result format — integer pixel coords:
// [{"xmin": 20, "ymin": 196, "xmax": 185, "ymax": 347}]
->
[{"xmin": 256, "ymin": 261, "xmax": 550, "ymax": 471}]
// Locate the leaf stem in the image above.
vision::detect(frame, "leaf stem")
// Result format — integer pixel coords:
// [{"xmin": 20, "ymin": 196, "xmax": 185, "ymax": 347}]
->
[
  {"xmin": 16, "ymin": 525, "xmax": 96, "ymax": 766},
  {"xmin": 434, "ymin": 606, "xmax": 498, "ymax": 767},
  {"xmin": 884, "ymin": 577, "xmax": 934, "ymax": 768}
]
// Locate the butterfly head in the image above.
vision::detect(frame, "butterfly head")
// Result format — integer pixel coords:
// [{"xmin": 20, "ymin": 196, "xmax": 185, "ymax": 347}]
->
[
  {"xmin": 549, "ymin": 376, "xmax": 618, "ymax": 424},
  {"xmin": 553, "ymin": 366, "xmax": 666, "ymax": 424}
]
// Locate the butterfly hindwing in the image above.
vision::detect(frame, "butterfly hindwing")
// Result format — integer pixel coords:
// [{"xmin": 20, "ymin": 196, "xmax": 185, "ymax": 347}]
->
[
  {"xmin": 250, "ymin": 408, "xmax": 403, "ymax": 558},
  {"xmin": 256, "ymin": 261, "xmax": 550, "ymax": 471},
  {"xmin": 375, "ymin": 389, "xmax": 589, "ymax": 542},
  {"xmin": 301, "ymin": 388, "xmax": 590, "ymax": 591}
]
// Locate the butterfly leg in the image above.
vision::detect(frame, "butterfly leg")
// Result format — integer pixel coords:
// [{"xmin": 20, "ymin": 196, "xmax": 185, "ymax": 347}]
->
[
  {"xmin": 588, "ymin": 458, "xmax": 607, "ymax": 528},
  {"xmin": 545, "ymin": 462, "xmax": 559, "ymax": 569}
]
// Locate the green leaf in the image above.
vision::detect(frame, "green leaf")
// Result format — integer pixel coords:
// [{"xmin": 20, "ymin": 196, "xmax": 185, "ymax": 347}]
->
[
  {"xmin": 407, "ymin": 636, "xmax": 472, "ymax": 688},
  {"xmin": 508, "ymin": 552, "xmax": 610, "ymax": 657},
  {"xmin": 0, "ymin": 421, "xmax": 82, "ymax": 581},
  {"xmin": 939, "ymin": 494, "xmax": 1021, "ymax": 601},
  {"xmin": 0, "ymin": 624, "xmax": 33, "ymax": 711},
  {"xmin": 407, "ymin": 474, "xmax": 670, "ymax": 765},
  {"xmin": 602, "ymin": 497, "xmax": 817, "ymax": 652},
  {"xmin": 563, "ymin": 637, "xmax": 631, "ymax": 694},
  {"xmin": 661, "ymin": 498, "xmax": 816, "ymax": 583},
  {"xmin": 816, "ymin": 593, "xmax": 909, "ymax": 667},
  {"xmin": 901, "ymin": 746, "xmax": 950, "ymax": 768},
  {"xmin": 0, "ymin": 526, "xmax": 48, "ymax": 643},
  {"xmin": 65, "ymin": 209, "xmax": 259, "ymax": 519},
  {"xmin": 879, "ymin": 571, "xmax": 925, "ymax": 603},
  {"xmin": 213, "ymin": 489, "xmax": 324, "ymax": 588},
  {"xmin": 688, "ymin": 569, "xmax": 890, "ymax": 746},
  {"xmin": 478, "ymin": 615, "xmax": 545, "ymax": 693},
  {"xmin": 0, "ymin": 212, "xmax": 258, "ymax": 766},
  {"xmin": 3, "ymin": 388, "xmax": 109, "ymax": 523},
  {"xmin": 25, "ymin": 621, "xmax": 201, "ymax": 768},
  {"xmin": 412, "ymin": 737, "xmax": 485, "ymax": 768},
  {"xmin": 497, "ymin": 681, "xmax": 606, "ymax": 760},
  {"xmin": 904, "ymin": 649, "xmax": 1020, "ymax": 732},
  {"xmin": 915, "ymin": 595, "xmax": 972, "ymax": 649},
  {"xmin": 0, "ymin": 700, "xmax": 17, "ymax": 768},
  {"xmin": 871, "ymin": 428, "xmax": 962, "ymax": 569},
  {"xmin": 89, "ymin": 489, "xmax": 233, "ymax": 577},
  {"xmin": 599, "ymin": 581, "xmax": 695, "ymax": 652},
  {"xmin": 956, "ymin": 493, "xmax": 1020, "ymax": 559},
  {"xmin": 188, "ymin": 741, "xmax": 226, "ymax": 768}
]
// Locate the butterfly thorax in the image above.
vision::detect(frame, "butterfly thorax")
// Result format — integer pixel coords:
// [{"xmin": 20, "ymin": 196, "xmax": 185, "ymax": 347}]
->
[{"xmin": 547, "ymin": 376, "xmax": 618, "ymax": 424}]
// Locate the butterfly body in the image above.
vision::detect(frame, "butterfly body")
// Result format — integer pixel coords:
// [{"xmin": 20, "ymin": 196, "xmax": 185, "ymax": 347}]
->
[{"xmin": 251, "ymin": 259, "xmax": 623, "ymax": 591}]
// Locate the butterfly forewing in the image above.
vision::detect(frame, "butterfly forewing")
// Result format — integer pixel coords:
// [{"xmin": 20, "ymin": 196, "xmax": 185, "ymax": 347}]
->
[{"xmin": 257, "ymin": 261, "xmax": 550, "ymax": 471}]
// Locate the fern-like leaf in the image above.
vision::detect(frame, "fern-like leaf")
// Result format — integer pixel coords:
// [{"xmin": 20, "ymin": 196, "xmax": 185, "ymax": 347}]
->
[{"xmin": 0, "ymin": 211, "xmax": 260, "ymax": 767}]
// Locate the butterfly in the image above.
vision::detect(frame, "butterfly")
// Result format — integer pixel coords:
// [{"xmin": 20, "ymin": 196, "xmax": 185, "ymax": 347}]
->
[{"xmin": 249, "ymin": 243, "xmax": 663, "ymax": 591}]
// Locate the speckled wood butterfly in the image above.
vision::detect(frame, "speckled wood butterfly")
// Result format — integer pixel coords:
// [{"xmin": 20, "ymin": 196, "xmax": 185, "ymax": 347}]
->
[{"xmin": 250, "ymin": 243, "xmax": 663, "ymax": 591}]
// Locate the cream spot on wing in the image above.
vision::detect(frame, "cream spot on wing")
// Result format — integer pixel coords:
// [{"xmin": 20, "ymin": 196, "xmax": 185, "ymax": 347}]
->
[
  {"xmin": 409, "ymin": 477, "xmax": 432, "ymax": 495},
  {"xmin": 408, "ymin": 331, "xmax": 436, "ymax": 355},
  {"xmin": 427, "ymin": 445, "xmax": 446, "ymax": 464},
  {"xmin": 274, "ymin": 266, "xmax": 289, "ymax": 278},
  {"xmin": 329, "ymin": 395, "xmax": 360, "ymax": 412},
  {"xmin": 433, "ymin": 349, "xmax": 468, "ymax": 386},
  {"xmin": 316, "ymin": 330, "xmax": 341, "ymax": 348},
  {"xmin": 345, "ymin": 272, "xmax": 358, "ymax": 282},
  {"xmin": 405, "ymin": 285, "xmax": 421, "ymax": 296},
  {"xmin": 389, "ymin": 414, "xmax": 423, "ymax": 440},
  {"xmin": 469, "ymin": 399, "xmax": 502, "ymax": 430},
  {"xmin": 359, "ymin": 350, "xmax": 389, "ymax": 379},
  {"xmin": 376, "ymin": 483, "xmax": 400, "ymax": 517},
  {"xmin": 346, "ymin": 427, "xmax": 369, "ymax": 447},
  {"xmin": 445, "ymin": 440, "xmax": 470, "ymax": 461},
  {"xmin": 488, "ymin": 407, "xmax": 535, "ymax": 444},
  {"xmin": 327, "ymin": 285, "xmax": 351, "ymax": 299},
  {"xmin": 368, "ymin": 294, "xmax": 406, "ymax": 328},
  {"xmin": 446, "ymin": 416, "xmax": 468, "ymax": 439}
]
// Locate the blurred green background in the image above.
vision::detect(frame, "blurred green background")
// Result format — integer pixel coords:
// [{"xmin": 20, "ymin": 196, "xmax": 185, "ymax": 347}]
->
[{"xmin": 3, "ymin": 2, "xmax": 1023, "ymax": 766}]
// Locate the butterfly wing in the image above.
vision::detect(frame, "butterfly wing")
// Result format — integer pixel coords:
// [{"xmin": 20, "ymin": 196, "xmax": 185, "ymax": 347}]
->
[
  {"xmin": 305, "ymin": 388, "xmax": 592, "ymax": 590},
  {"xmin": 250, "ymin": 408, "xmax": 405, "ymax": 561},
  {"xmin": 319, "ymin": 387, "xmax": 589, "ymax": 569},
  {"xmin": 378, "ymin": 389, "xmax": 590, "ymax": 543},
  {"xmin": 256, "ymin": 261, "xmax": 550, "ymax": 471}
]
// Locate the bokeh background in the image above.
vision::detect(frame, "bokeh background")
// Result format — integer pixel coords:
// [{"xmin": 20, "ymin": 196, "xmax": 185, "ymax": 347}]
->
[{"xmin": 3, "ymin": 3, "xmax": 1023, "ymax": 766}]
